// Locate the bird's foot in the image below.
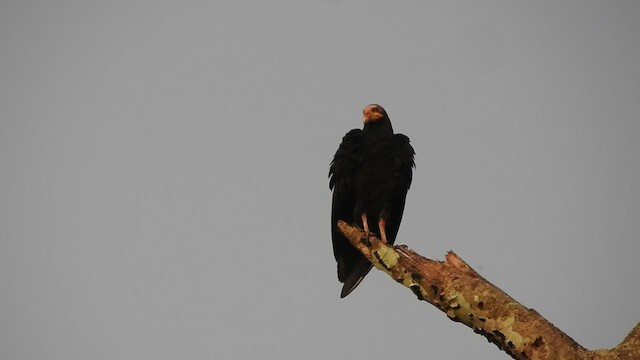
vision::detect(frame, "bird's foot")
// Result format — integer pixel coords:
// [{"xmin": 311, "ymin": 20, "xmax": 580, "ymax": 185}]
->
[
  {"xmin": 378, "ymin": 218, "xmax": 388, "ymax": 244},
  {"xmin": 361, "ymin": 229, "xmax": 371, "ymax": 246},
  {"xmin": 360, "ymin": 213, "xmax": 372, "ymax": 245}
]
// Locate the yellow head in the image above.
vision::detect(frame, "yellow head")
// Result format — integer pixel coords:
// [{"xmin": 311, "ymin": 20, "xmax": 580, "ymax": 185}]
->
[{"xmin": 362, "ymin": 104, "xmax": 387, "ymax": 124}]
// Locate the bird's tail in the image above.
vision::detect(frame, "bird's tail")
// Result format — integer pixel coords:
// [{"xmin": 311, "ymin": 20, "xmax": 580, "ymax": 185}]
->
[{"xmin": 340, "ymin": 262, "xmax": 374, "ymax": 298}]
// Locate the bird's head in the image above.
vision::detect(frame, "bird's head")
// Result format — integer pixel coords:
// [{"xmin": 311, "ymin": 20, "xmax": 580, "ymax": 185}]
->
[{"xmin": 362, "ymin": 104, "xmax": 388, "ymax": 124}]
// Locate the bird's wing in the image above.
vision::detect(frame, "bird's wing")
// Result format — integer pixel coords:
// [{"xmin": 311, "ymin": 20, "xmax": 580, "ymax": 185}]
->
[
  {"xmin": 329, "ymin": 129, "xmax": 362, "ymax": 192},
  {"xmin": 393, "ymin": 133, "xmax": 415, "ymax": 189},
  {"xmin": 387, "ymin": 133, "xmax": 415, "ymax": 244},
  {"xmin": 329, "ymin": 129, "xmax": 363, "ymax": 282}
]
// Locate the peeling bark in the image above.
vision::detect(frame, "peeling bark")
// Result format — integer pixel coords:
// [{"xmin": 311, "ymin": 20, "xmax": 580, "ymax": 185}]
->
[{"xmin": 337, "ymin": 220, "xmax": 640, "ymax": 360}]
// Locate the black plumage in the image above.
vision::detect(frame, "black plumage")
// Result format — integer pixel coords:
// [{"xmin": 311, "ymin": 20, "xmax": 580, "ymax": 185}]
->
[{"xmin": 329, "ymin": 104, "xmax": 415, "ymax": 298}]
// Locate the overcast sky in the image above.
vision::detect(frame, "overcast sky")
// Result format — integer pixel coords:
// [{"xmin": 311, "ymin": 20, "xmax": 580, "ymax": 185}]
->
[{"xmin": 2, "ymin": 1, "xmax": 640, "ymax": 359}]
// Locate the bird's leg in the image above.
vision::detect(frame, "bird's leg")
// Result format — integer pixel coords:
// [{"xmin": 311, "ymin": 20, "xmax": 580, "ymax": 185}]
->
[
  {"xmin": 361, "ymin": 213, "xmax": 370, "ymax": 239},
  {"xmin": 378, "ymin": 218, "xmax": 388, "ymax": 243}
]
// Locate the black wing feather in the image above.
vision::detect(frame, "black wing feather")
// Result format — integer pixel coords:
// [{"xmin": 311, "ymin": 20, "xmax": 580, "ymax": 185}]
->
[
  {"xmin": 386, "ymin": 133, "xmax": 415, "ymax": 243},
  {"xmin": 329, "ymin": 129, "xmax": 363, "ymax": 283},
  {"xmin": 329, "ymin": 129, "xmax": 362, "ymax": 191}
]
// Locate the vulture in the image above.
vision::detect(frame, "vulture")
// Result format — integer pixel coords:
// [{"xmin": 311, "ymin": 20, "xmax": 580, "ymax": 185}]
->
[{"xmin": 329, "ymin": 104, "xmax": 415, "ymax": 298}]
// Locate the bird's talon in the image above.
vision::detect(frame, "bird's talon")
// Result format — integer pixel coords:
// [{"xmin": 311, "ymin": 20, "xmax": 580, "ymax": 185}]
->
[{"xmin": 361, "ymin": 230, "xmax": 371, "ymax": 245}]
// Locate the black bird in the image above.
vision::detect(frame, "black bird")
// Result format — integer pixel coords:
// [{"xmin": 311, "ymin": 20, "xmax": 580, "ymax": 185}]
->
[{"xmin": 329, "ymin": 104, "xmax": 415, "ymax": 298}]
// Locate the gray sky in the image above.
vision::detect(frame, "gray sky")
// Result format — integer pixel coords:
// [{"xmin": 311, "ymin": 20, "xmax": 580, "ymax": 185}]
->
[{"xmin": 2, "ymin": 1, "xmax": 640, "ymax": 359}]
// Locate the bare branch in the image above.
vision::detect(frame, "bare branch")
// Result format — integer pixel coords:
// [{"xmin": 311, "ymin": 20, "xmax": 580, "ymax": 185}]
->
[{"xmin": 337, "ymin": 220, "xmax": 640, "ymax": 360}]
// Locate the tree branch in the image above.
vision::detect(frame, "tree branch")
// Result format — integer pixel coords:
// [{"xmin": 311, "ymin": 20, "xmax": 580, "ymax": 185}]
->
[{"xmin": 337, "ymin": 220, "xmax": 640, "ymax": 360}]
